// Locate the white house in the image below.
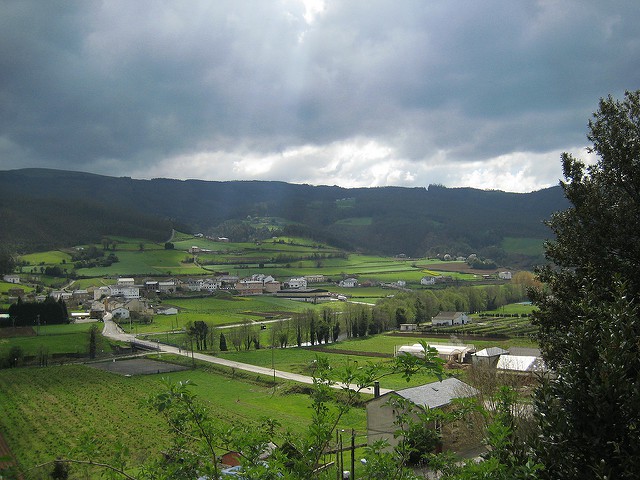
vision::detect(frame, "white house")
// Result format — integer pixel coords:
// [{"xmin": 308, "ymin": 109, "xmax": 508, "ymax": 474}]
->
[
  {"xmin": 420, "ymin": 276, "xmax": 436, "ymax": 286},
  {"xmin": 109, "ymin": 285, "xmax": 140, "ymax": 299},
  {"xmin": 3, "ymin": 274, "xmax": 20, "ymax": 284},
  {"xmin": 117, "ymin": 277, "xmax": 135, "ymax": 286},
  {"xmin": 287, "ymin": 277, "xmax": 307, "ymax": 289},
  {"xmin": 339, "ymin": 278, "xmax": 358, "ymax": 288},
  {"xmin": 111, "ymin": 307, "xmax": 130, "ymax": 319},
  {"xmin": 251, "ymin": 274, "xmax": 276, "ymax": 284},
  {"xmin": 432, "ymin": 311, "xmax": 470, "ymax": 327},
  {"xmin": 498, "ymin": 271, "xmax": 512, "ymax": 280}
]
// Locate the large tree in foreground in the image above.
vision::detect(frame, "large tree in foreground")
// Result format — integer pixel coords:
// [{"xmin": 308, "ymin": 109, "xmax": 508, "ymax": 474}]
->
[{"xmin": 531, "ymin": 90, "xmax": 640, "ymax": 479}]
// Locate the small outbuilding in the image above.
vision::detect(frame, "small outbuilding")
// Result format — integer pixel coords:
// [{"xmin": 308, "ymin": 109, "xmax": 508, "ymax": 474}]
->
[{"xmin": 472, "ymin": 347, "xmax": 509, "ymax": 368}]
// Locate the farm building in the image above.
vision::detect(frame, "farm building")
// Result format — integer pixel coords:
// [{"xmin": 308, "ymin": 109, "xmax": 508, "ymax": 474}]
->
[
  {"xmin": 432, "ymin": 311, "xmax": 470, "ymax": 327},
  {"xmin": 275, "ymin": 288, "xmax": 330, "ymax": 302},
  {"xmin": 496, "ymin": 354, "xmax": 545, "ymax": 373},
  {"xmin": 399, "ymin": 323, "xmax": 417, "ymax": 332},
  {"xmin": 286, "ymin": 277, "xmax": 307, "ymax": 289},
  {"xmin": 498, "ymin": 271, "xmax": 512, "ymax": 280},
  {"xmin": 235, "ymin": 280, "xmax": 264, "ymax": 295},
  {"xmin": 157, "ymin": 307, "xmax": 178, "ymax": 315},
  {"xmin": 396, "ymin": 343, "xmax": 474, "ymax": 363},
  {"xmin": 472, "ymin": 347, "xmax": 509, "ymax": 368},
  {"xmin": 366, "ymin": 377, "xmax": 478, "ymax": 452},
  {"xmin": 420, "ymin": 276, "xmax": 436, "ymax": 285},
  {"xmin": 304, "ymin": 274, "xmax": 325, "ymax": 283},
  {"xmin": 339, "ymin": 278, "xmax": 358, "ymax": 288}
]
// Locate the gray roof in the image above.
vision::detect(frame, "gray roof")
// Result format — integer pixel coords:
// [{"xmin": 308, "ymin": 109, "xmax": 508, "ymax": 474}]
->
[
  {"xmin": 474, "ymin": 347, "xmax": 509, "ymax": 357},
  {"xmin": 396, "ymin": 377, "xmax": 477, "ymax": 409}
]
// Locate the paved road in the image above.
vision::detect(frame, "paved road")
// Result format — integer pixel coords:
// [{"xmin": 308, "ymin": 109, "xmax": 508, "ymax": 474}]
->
[{"xmin": 101, "ymin": 315, "xmax": 391, "ymax": 396}]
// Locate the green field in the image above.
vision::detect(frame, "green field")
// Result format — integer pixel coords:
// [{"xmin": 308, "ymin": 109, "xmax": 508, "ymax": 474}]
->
[
  {"xmin": 0, "ymin": 361, "xmax": 366, "ymax": 479},
  {"xmin": 0, "ymin": 281, "xmax": 34, "ymax": 294},
  {"xmin": 0, "ymin": 322, "xmax": 117, "ymax": 359},
  {"xmin": 76, "ymin": 249, "xmax": 207, "ymax": 276}
]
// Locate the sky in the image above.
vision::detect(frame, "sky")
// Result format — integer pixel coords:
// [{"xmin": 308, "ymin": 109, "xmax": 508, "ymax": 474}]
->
[{"xmin": 1, "ymin": 1, "xmax": 638, "ymax": 192}]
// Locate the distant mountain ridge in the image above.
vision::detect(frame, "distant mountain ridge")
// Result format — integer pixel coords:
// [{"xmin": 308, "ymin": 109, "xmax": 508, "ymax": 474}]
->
[{"xmin": 0, "ymin": 168, "xmax": 568, "ymax": 264}]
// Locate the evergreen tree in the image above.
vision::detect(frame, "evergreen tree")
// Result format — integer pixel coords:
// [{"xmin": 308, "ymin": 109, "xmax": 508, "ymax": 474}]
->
[
  {"xmin": 219, "ymin": 332, "xmax": 227, "ymax": 351},
  {"xmin": 531, "ymin": 90, "xmax": 640, "ymax": 479}
]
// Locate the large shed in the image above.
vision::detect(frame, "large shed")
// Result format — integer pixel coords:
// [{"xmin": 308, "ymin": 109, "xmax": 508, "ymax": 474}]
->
[{"xmin": 396, "ymin": 343, "xmax": 474, "ymax": 363}]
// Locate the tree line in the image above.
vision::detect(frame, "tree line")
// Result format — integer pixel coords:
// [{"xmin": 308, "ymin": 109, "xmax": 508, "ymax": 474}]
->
[{"xmin": 5, "ymin": 297, "xmax": 69, "ymax": 327}]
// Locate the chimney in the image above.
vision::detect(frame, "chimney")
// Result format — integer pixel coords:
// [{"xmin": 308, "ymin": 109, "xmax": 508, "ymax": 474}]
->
[{"xmin": 374, "ymin": 381, "xmax": 380, "ymax": 398}]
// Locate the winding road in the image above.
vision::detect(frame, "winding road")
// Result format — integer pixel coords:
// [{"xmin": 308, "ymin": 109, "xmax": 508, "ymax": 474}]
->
[{"xmin": 101, "ymin": 315, "xmax": 391, "ymax": 395}]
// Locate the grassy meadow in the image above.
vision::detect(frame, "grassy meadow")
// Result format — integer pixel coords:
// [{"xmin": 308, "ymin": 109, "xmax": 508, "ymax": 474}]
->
[
  {"xmin": 0, "ymin": 322, "xmax": 118, "ymax": 359},
  {"xmin": 0, "ymin": 361, "xmax": 366, "ymax": 479}
]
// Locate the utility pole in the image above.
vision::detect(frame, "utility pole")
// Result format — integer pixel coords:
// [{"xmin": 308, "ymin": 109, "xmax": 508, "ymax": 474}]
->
[{"xmin": 350, "ymin": 429, "xmax": 355, "ymax": 479}]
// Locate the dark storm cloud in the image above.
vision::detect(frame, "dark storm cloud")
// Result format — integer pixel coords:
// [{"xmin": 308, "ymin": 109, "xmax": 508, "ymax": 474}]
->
[{"xmin": 1, "ymin": 0, "xmax": 639, "ymax": 190}]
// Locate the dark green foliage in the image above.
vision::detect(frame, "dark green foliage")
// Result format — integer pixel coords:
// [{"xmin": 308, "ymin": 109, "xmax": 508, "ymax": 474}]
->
[
  {"xmin": 164, "ymin": 242, "xmax": 175, "ymax": 250},
  {"xmin": 0, "ymin": 244, "xmax": 16, "ymax": 274},
  {"xmin": 530, "ymin": 91, "xmax": 640, "ymax": 479},
  {"xmin": 2, "ymin": 345, "xmax": 24, "ymax": 368},
  {"xmin": 219, "ymin": 332, "xmax": 227, "ymax": 351},
  {"xmin": 187, "ymin": 321, "xmax": 209, "ymax": 350},
  {"xmin": 6, "ymin": 296, "xmax": 68, "ymax": 326},
  {"xmin": 50, "ymin": 459, "xmax": 69, "ymax": 479}
]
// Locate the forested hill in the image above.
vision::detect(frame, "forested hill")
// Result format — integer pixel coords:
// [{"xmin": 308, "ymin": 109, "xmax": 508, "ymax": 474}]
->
[{"xmin": 0, "ymin": 168, "xmax": 568, "ymax": 262}]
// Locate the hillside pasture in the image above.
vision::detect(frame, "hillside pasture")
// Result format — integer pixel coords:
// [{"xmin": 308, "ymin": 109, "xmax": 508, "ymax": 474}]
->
[{"xmin": 75, "ymin": 249, "xmax": 207, "ymax": 276}]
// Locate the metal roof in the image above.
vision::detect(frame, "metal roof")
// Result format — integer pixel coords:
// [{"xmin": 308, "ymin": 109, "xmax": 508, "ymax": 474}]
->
[
  {"xmin": 474, "ymin": 347, "xmax": 509, "ymax": 357},
  {"xmin": 395, "ymin": 377, "xmax": 478, "ymax": 409}
]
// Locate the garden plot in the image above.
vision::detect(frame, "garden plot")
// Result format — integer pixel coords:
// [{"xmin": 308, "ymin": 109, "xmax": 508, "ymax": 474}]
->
[{"xmin": 89, "ymin": 357, "xmax": 189, "ymax": 376}]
